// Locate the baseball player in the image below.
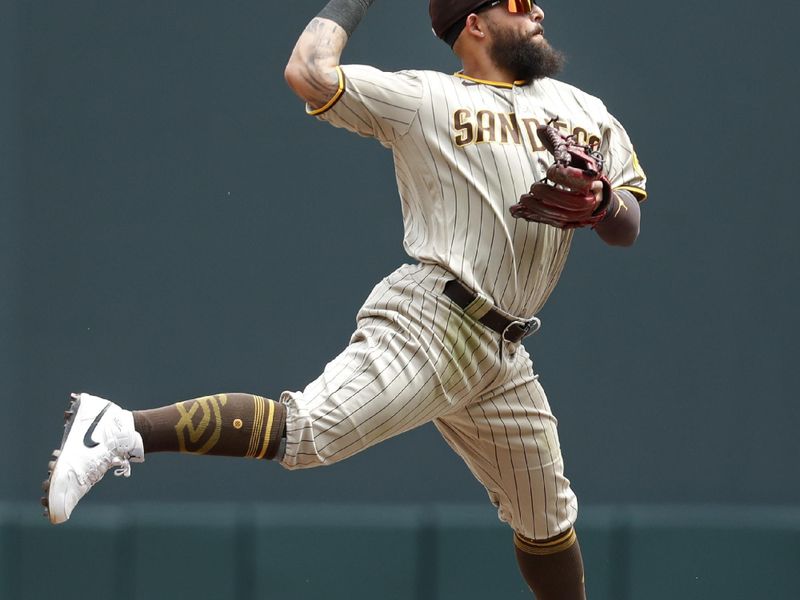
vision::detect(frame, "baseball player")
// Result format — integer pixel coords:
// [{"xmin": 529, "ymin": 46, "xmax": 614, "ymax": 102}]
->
[{"xmin": 43, "ymin": 1, "xmax": 646, "ymax": 598}]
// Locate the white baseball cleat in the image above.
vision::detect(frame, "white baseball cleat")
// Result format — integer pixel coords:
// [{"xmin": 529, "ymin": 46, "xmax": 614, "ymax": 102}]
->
[{"xmin": 42, "ymin": 393, "xmax": 144, "ymax": 524}]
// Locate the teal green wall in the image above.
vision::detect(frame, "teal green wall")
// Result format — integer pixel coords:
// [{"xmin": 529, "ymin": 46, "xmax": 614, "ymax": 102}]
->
[
  {"xmin": 3, "ymin": 503, "xmax": 799, "ymax": 600},
  {"xmin": 4, "ymin": 0, "xmax": 799, "ymax": 507},
  {"xmin": 2, "ymin": 1, "xmax": 799, "ymax": 597}
]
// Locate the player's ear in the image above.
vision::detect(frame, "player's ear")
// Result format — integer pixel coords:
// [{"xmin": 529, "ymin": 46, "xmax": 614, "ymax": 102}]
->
[{"xmin": 464, "ymin": 14, "xmax": 488, "ymax": 40}]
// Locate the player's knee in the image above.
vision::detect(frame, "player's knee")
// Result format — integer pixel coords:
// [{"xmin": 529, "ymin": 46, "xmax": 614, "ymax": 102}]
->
[
  {"xmin": 278, "ymin": 440, "xmax": 340, "ymax": 471},
  {"xmin": 278, "ymin": 392, "xmax": 367, "ymax": 470},
  {"xmin": 277, "ymin": 418, "xmax": 349, "ymax": 471},
  {"xmin": 277, "ymin": 422, "xmax": 333, "ymax": 471},
  {"xmin": 509, "ymin": 483, "xmax": 578, "ymax": 543}
]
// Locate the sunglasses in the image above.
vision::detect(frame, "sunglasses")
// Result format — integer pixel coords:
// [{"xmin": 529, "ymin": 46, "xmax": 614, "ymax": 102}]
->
[{"xmin": 475, "ymin": 0, "xmax": 535, "ymax": 15}]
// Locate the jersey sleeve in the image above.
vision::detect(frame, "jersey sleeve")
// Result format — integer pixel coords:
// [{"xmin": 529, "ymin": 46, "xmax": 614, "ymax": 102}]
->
[
  {"xmin": 307, "ymin": 64, "xmax": 425, "ymax": 146},
  {"xmin": 601, "ymin": 113, "xmax": 648, "ymax": 201}
]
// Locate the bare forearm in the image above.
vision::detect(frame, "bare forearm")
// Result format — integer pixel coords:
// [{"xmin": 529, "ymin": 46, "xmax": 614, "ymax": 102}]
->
[
  {"xmin": 285, "ymin": 18, "xmax": 348, "ymax": 108},
  {"xmin": 594, "ymin": 190, "xmax": 641, "ymax": 246},
  {"xmin": 284, "ymin": 0, "xmax": 374, "ymax": 109}
]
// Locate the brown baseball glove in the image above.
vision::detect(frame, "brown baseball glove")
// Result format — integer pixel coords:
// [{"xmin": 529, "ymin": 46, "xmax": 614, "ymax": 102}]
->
[{"xmin": 510, "ymin": 121, "xmax": 612, "ymax": 229}]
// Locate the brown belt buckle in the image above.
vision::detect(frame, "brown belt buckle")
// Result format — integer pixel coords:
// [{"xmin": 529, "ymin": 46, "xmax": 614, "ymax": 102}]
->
[{"xmin": 502, "ymin": 317, "xmax": 541, "ymax": 343}]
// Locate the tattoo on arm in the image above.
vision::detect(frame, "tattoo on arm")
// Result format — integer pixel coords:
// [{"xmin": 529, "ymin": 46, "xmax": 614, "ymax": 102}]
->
[{"xmin": 287, "ymin": 18, "xmax": 348, "ymax": 108}]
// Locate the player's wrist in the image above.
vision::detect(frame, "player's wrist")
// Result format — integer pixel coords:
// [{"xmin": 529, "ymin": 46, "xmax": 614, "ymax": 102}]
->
[
  {"xmin": 317, "ymin": 0, "xmax": 374, "ymax": 38},
  {"xmin": 593, "ymin": 190, "xmax": 640, "ymax": 245}
]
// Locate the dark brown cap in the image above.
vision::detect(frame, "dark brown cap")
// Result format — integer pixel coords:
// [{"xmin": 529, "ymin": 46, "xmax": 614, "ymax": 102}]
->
[{"xmin": 429, "ymin": 0, "xmax": 491, "ymax": 44}]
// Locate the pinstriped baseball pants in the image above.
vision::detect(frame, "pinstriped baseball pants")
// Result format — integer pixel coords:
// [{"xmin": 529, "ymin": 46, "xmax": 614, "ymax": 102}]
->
[{"xmin": 279, "ymin": 262, "xmax": 578, "ymax": 540}]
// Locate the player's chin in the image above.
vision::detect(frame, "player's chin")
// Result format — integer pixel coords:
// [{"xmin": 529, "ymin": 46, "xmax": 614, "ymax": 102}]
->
[{"xmin": 520, "ymin": 33, "xmax": 545, "ymax": 51}]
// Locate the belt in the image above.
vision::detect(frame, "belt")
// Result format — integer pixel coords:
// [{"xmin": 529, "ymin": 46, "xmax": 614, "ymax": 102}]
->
[{"xmin": 443, "ymin": 279, "xmax": 541, "ymax": 343}]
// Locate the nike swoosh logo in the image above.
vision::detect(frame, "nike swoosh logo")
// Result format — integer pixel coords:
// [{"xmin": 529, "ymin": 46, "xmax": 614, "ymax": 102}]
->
[{"xmin": 83, "ymin": 403, "xmax": 111, "ymax": 448}]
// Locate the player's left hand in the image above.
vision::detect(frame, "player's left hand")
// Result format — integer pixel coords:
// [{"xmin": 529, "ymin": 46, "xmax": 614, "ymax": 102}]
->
[{"xmin": 510, "ymin": 123, "xmax": 612, "ymax": 229}]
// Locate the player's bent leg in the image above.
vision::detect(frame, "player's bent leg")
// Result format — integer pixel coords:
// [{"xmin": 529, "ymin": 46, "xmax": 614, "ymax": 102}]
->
[
  {"xmin": 434, "ymin": 364, "xmax": 578, "ymax": 539},
  {"xmin": 513, "ymin": 528, "xmax": 586, "ymax": 600},
  {"xmin": 43, "ymin": 392, "xmax": 286, "ymax": 524},
  {"xmin": 432, "ymin": 342, "xmax": 583, "ymax": 596}
]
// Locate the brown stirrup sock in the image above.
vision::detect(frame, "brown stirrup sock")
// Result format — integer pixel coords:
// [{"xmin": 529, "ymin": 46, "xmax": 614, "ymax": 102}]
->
[
  {"xmin": 132, "ymin": 393, "xmax": 286, "ymax": 460},
  {"xmin": 513, "ymin": 528, "xmax": 586, "ymax": 600}
]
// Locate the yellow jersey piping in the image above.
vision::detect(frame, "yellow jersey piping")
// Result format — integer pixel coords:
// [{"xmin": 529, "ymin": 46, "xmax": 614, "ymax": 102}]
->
[
  {"xmin": 614, "ymin": 185, "xmax": 648, "ymax": 201},
  {"xmin": 454, "ymin": 72, "xmax": 528, "ymax": 89},
  {"xmin": 306, "ymin": 66, "xmax": 345, "ymax": 116}
]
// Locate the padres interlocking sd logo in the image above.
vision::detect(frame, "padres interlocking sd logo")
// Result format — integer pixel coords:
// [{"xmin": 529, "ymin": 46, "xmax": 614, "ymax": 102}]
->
[{"xmin": 174, "ymin": 394, "xmax": 228, "ymax": 454}]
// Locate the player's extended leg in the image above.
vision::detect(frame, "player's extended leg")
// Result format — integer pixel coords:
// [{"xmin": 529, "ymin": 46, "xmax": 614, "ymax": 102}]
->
[
  {"xmin": 43, "ymin": 262, "xmax": 501, "ymax": 522},
  {"xmin": 43, "ymin": 392, "xmax": 286, "ymax": 524}
]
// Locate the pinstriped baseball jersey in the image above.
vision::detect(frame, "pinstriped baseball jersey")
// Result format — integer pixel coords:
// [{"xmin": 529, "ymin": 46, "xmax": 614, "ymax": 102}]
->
[
  {"xmin": 280, "ymin": 64, "xmax": 647, "ymax": 540},
  {"xmin": 311, "ymin": 65, "xmax": 647, "ymax": 317}
]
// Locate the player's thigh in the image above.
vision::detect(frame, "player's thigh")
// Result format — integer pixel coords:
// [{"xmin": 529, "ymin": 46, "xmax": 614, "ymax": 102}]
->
[
  {"xmin": 280, "ymin": 315, "xmax": 454, "ymax": 469},
  {"xmin": 434, "ymin": 366, "xmax": 577, "ymax": 540},
  {"xmin": 281, "ymin": 263, "xmax": 504, "ymax": 470}
]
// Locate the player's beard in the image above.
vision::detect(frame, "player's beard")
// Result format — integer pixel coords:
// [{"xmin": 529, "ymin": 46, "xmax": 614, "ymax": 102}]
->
[{"xmin": 487, "ymin": 25, "xmax": 565, "ymax": 81}]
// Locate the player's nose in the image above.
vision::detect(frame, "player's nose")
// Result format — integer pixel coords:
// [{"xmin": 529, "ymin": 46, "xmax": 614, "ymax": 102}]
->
[{"xmin": 530, "ymin": 3, "xmax": 544, "ymax": 22}]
